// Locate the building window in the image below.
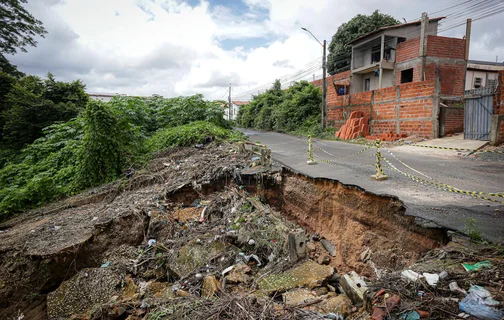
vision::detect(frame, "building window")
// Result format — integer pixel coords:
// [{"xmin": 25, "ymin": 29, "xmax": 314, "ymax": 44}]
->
[
  {"xmin": 371, "ymin": 45, "xmax": 380, "ymax": 63},
  {"xmin": 364, "ymin": 78, "xmax": 371, "ymax": 91},
  {"xmin": 401, "ymin": 68, "xmax": 413, "ymax": 83},
  {"xmin": 474, "ymin": 77, "xmax": 482, "ymax": 88}
]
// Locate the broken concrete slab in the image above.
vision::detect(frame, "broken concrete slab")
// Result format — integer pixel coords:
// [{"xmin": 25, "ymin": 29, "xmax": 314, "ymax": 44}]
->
[
  {"xmin": 283, "ymin": 288, "xmax": 317, "ymax": 307},
  {"xmin": 340, "ymin": 271, "xmax": 368, "ymax": 305},
  {"xmin": 312, "ymin": 294, "xmax": 352, "ymax": 316},
  {"xmin": 288, "ymin": 231, "xmax": 307, "ymax": 262},
  {"xmin": 171, "ymin": 237, "xmax": 239, "ymax": 278},
  {"xmin": 257, "ymin": 260, "xmax": 334, "ymax": 295}
]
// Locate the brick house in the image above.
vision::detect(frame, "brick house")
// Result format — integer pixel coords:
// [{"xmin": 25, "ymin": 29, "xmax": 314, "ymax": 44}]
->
[{"xmin": 348, "ymin": 17, "xmax": 467, "ymax": 99}]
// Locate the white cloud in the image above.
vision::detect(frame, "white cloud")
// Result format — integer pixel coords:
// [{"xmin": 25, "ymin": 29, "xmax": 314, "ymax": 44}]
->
[{"xmin": 8, "ymin": 0, "xmax": 504, "ymax": 100}]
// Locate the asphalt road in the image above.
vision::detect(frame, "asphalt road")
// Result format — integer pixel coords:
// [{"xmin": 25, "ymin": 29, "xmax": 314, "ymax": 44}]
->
[{"xmin": 239, "ymin": 128, "xmax": 504, "ymax": 243}]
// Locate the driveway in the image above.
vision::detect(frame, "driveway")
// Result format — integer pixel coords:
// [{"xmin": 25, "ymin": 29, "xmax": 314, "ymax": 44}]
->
[{"xmin": 239, "ymin": 128, "xmax": 504, "ymax": 243}]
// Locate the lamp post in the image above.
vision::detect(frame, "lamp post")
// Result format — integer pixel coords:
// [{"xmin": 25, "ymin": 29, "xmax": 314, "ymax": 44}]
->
[{"xmin": 302, "ymin": 27, "xmax": 326, "ymax": 129}]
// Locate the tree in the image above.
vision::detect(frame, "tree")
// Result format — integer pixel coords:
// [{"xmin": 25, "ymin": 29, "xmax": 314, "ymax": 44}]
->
[
  {"xmin": 0, "ymin": 0, "xmax": 47, "ymax": 55},
  {"xmin": 1, "ymin": 73, "xmax": 88, "ymax": 149},
  {"xmin": 327, "ymin": 10, "xmax": 399, "ymax": 75}
]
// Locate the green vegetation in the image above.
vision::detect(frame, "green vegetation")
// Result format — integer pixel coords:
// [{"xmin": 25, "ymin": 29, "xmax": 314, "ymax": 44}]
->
[
  {"xmin": 0, "ymin": 85, "xmax": 241, "ymax": 220},
  {"xmin": 236, "ymin": 80, "xmax": 335, "ymax": 138},
  {"xmin": 464, "ymin": 217, "xmax": 482, "ymax": 242},
  {"xmin": 327, "ymin": 10, "xmax": 399, "ymax": 74}
]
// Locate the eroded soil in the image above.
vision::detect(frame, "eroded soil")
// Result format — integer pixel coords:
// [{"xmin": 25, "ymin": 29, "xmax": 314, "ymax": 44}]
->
[{"xmin": 0, "ymin": 142, "xmax": 502, "ymax": 320}]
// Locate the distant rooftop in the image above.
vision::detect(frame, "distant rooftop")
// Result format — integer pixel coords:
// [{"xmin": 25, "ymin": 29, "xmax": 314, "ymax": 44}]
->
[
  {"xmin": 87, "ymin": 92, "xmax": 127, "ymax": 97},
  {"xmin": 348, "ymin": 16, "xmax": 445, "ymax": 45},
  {"xmin": 232, "ymin": 100, "xmax": 249, "ymax": 106},
  {"xmin": 468, "ymin": 60, "xmax": 504, "ymax": 66}
]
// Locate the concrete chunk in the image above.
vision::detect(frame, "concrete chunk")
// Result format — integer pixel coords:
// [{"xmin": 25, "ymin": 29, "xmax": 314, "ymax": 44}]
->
[{"xmin": 339, "ymin": 271, "xmax": 367, "ymax": 304}]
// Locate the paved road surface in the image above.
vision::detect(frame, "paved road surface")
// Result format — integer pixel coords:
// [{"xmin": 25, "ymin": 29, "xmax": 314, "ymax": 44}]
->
[{"xmin": 239, "ymin": 129, "xmax": 504, "ymax": 243}]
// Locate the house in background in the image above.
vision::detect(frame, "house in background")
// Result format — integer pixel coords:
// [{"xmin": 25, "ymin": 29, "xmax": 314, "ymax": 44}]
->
[
  {"xmin": 225, "ymin": 100, "xmax": 248, "ymax": 120},
  {"xmin": 348, "ymin": 16, "xmax": 468, "ymax": 98},
  {"xmin": 465, "ymin": 60, "xmax": 504, "ymax": 90},
  {"xmin": 88, "ymin": 92, "xmax": 127, "ymax": 102}
]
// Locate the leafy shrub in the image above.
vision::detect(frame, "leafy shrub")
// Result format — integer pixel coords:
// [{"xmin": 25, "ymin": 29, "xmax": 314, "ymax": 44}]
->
[
  {"xmin": 147, "ymin": 121, "xmax": 244, "ymax": 153},
  {"xmin": 236, "ymin": 80, "xmax": 324, "ymax": 137}
]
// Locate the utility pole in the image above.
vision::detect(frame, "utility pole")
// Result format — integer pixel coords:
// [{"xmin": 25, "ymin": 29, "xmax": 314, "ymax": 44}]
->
[
  {"xmin": 302, "ymin": 27, "xmax": 327, "ymax": 129},
  {"xmin": 228, "ymin": 83, "xmax": 232, "ymax": 121},
  {"xmin": 465, "ymin": 18, "xmax": 472, "ymax": 61},
  {"xmin": 322, "ymin": 40, "xmax": 327, "ymax": 129}
]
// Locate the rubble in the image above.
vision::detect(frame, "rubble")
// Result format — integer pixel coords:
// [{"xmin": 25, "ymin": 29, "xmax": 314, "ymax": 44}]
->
[{"xmin": 0, "ymin": 142, "xmax": 502, "ymax": 319}]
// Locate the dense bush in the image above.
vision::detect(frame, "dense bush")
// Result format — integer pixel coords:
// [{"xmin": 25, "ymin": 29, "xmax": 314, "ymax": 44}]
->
[
  {"xmin": 0, "ymin": 72, "xmax": 88, "ymax": 149},
  {"xmin": 0, "ymin": 93, "xmax": 239, "ymax": 220},
  {"xmin": 236, "ymin": 80, "xmax": 332, "ymax": 137}
]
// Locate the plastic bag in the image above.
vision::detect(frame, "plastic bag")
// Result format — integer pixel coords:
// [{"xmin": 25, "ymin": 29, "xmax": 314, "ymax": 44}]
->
[{"xmin": 459, "ymin": 285, "xmax": 504, "ymax": 320}]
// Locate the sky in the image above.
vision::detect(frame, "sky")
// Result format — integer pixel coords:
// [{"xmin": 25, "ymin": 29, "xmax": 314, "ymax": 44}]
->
[{"xmin": 8, "ymin": 0, "xmax": 504, "ymax": 100}]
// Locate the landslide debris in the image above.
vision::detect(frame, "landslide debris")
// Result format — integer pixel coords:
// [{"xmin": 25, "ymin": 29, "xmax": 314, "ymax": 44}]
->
[{"xmin": 0, "ymin": 142, "xmax": 502, "ymax": 320}]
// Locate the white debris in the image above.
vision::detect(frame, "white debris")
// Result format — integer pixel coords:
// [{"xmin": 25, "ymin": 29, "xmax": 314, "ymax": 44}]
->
[
  {"xmin": 401, "ymin": 270, "xmax": 423, "ymax": 282},
  {"xmin": 423, "ymin": 272, "xmax": 440, "ymax": 287}
]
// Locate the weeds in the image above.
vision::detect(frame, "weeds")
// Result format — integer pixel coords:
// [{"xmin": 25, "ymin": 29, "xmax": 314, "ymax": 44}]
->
[{"xmin": 464, "ymin": 217, "xmax": 482, "ymax": 242}]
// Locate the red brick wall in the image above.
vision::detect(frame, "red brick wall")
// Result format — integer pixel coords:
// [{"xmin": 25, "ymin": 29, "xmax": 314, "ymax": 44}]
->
[
  {"xmin": 326, "ymin": 80, "xmax": 437, "ymax": 137},
  {"xmin": 495, "ymin": 70, "xmax": 504, "ymax": 115},
  {"xmin": 443, "ymin": 107, "xmax": 464, "ymax": 134},
  {"xmin": 424, "ymin": 62, "xmax": 466, "ymax": 96},
  {"xmin": 427, "ymin": 35, "xmax": 466, "ymax": 59},
  {"xmin": 498, "ymin": 120, "xmax": 504, "ymax": 144},
  {"xmin": 312, "ymin": 70, "xmax": 351, "ymax": 108},
  {"xmin": 396, "ymin": 38, "xmax": 420, "ymax": 63}
]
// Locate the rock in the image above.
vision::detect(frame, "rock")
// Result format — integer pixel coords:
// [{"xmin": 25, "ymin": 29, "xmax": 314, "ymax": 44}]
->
[
  {"xmin": 225, "ymin": 264, "xmax": 251, "ymax": 284},
  {"xmin": 47, "ymin": 268, "xmax": 121, "ymax": 319},
  {"xmin": 288, "ymin": 231, "xmax": 307, "ymax": 262},
  {"xmin": 313, "ymin": 295, "xmax": 352, "ymax": 316},
  {"xmin": 317, "ymin": 254, "xmax": 331, "ymax": 265},
  {"xmin": 339, "ymin": 271, "xmax": 367, "ymax": 305},
  {"xmin": 257, "ymin": 260, "xmax": 334, "ymax": 295},
  {"xmin": 306, "ymin": 241, "xmax": 316, "ymax": 253},
  {"xmin": 312, "ymin": 287, "xmax": 328, "ymax": 296},
  {"xmin": 202, "ymin": 275, "xmax": 221, "ymax": 298},
  {"xmin": 170, "ymin": 237, "xmax": 239, "ymax": 277},
  {"xmin": 176, "ymin": 289, "xmax": 190, "ymax": 297},
  {"xmin": 321, "ymin": 239, "xmax": 337, "ymax": 257},
  {"xmin": 308, "ymin": 279, "xmax": 324, "ymax": 290},
  {"xmin": 283, "ymin": 288, "xmax": 316, "ymax": 307}
]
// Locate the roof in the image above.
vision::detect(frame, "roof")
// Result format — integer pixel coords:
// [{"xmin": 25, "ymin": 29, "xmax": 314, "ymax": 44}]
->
[
  {"xmin": 468, "ymin": 60, "xmax": 504, "ymax": 67},
  {"xmin": 232, "ymin": 100, "xmax": 249, "ymax": 106},
  {"xmin": 348, "ymin": 17, "xmax": 445, "ymax": 45}
]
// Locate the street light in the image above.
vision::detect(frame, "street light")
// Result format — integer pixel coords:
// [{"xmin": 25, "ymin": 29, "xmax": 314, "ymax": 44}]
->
[{"xmin": 302, "ymin": 27, "xmax": 327, "ymax": 129}]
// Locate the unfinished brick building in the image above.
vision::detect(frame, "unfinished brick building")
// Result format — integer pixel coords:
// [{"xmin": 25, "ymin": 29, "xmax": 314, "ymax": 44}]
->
[{"xmin": 314, "ymin": 15, "xmax": 470, "ymax": 139}]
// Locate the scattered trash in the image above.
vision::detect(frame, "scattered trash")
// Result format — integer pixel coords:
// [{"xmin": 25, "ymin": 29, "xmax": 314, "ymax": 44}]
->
[
  {"xmin": 449, "ymin": 281, "xmax": 467, "ymax": 295},
  {"xmin": 247, "ymin": 239, "xmax": 256, "ymax": 246},
  {"xmin": 238, "ymin": 253, "xmax": 262, "ymax": 267},
  {"xmin": 459, "ymin": 285, "xmax": 504, "ymax": 320},
  {"xmin": 92, "ymin": 217, "xmax": 98, "ymax": 222},
  {"xmin": 400, "ymin": 311, "xmax": 420, "ymax": 320},
  {"xmin": 438, "ymin": 271, "xmax": 448, "ymax": 279},
  {"xmin": 195, "ymin": 273, "xmax": 203, "ymax": 280},
  {"xmin": 222, "ymin": 265, "xmax": 234, "ymax": 276},
  {"xmin": 323, "ymin": 312, "xmax": 344, "ymax": 320},
  {"xmin": 462, "ymin": 260, "xmax": 492, "ymax": 272},
  {"xmin": 422, "ymin": 272, "xmax": 439, "ymax": 287},
  {"xmin": 401, "ymin": 270, "xmax": 423, "ymax": 282},
  {"xmin": 199, "ymin": 207, "xmax": 207, "ymax": 223},
  {"xmin": 100, "ymin": 261, "xmax": 110, "ymax": 268},
  {"xmin": 54, "ymin": 226, "xmax": 61, "ymax": 231},
  {"xmin": 194, "ymin": 144, "xmax": 204, "ymax": 149},
  {"xmin": 147, "ymin": 239, "xmax": 156, "ymax": 247}
]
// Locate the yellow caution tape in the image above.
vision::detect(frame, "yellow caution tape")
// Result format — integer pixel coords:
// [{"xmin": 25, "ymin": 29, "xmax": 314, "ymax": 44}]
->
[
  {"xmin": 382, "ymin": 158, "xmax": 504, "ymax": 204},
  {"xmin": 412, "ymin": 144, "xmax": 503, "ymax": 154}
]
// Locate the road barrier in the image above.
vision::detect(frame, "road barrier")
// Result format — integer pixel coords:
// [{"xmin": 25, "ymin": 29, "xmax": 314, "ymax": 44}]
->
[{"xmin": 412, "ymin": 144, "xmax": 504, "ymax": 154}]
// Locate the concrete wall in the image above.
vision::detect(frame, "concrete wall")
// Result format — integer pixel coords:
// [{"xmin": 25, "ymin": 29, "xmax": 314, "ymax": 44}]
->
[{"xmin": 326, "ymin": 79, "xmax": 439, "ymax": 138}]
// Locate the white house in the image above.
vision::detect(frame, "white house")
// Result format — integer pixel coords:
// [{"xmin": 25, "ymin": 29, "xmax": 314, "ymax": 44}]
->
[
  {"xmin": 465, "ymin": 60, "xmax": 504, "ymax": 90},
  {"xmin": 88, "ymin": 92, "xmax": 127, "ymax": 102},
  {"xmin": 224, "ymin": 100, "xmax": 248, "ymax": 121}
]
